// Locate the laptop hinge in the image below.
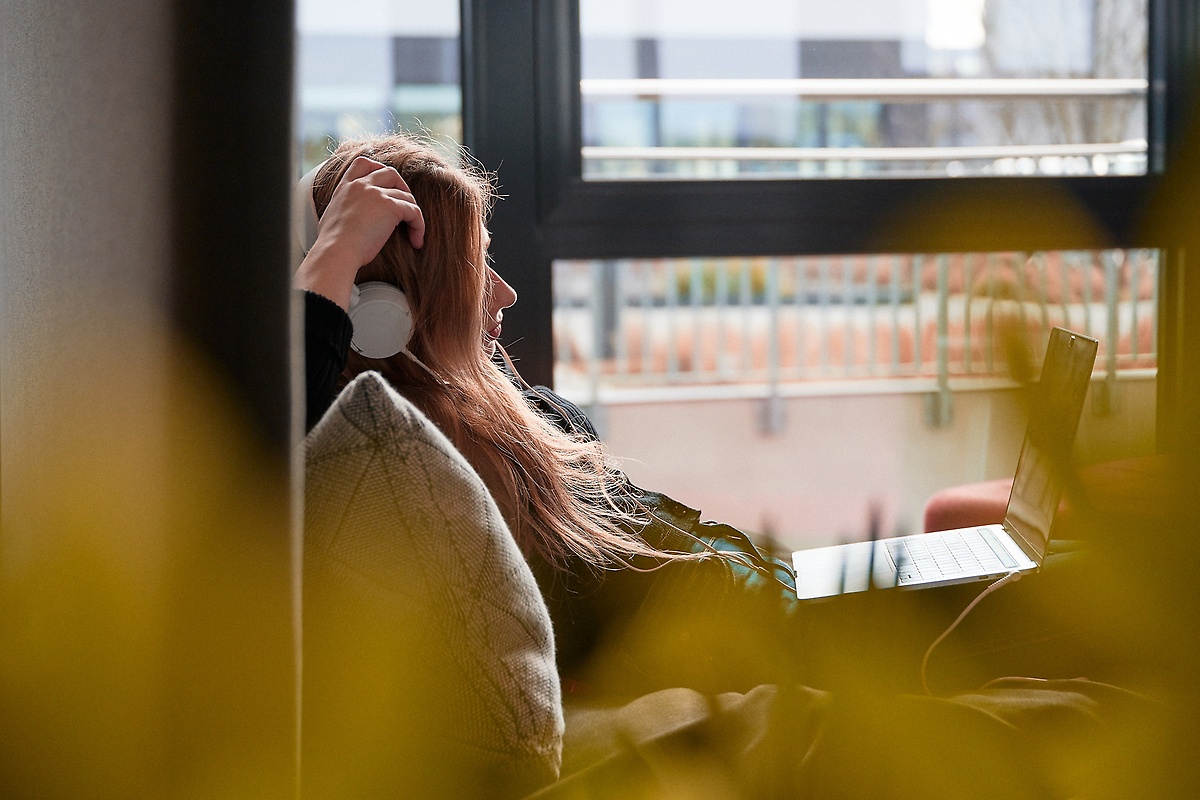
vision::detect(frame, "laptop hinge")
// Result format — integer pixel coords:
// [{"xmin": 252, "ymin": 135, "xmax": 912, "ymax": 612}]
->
[{"xmin": 1002, "ymin": 519, "xmax": 1043, "ymax": 563}]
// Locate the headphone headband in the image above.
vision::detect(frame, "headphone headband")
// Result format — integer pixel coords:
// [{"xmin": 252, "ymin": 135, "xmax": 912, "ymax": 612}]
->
[{"xmin": 292, "ymin": 159, "xmax": 326, "ymax": 260}]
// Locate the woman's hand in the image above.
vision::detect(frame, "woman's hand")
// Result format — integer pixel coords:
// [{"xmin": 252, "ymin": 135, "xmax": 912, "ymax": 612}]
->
[{"xmin": 294, "ymin": 156, "xmax": 426, "ymax": 310}]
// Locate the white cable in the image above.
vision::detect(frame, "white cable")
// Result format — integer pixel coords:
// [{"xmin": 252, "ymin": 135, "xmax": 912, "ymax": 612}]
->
[{"xmin": 920, "ymin": 571, "xmax": 1023, "ymax": 695}]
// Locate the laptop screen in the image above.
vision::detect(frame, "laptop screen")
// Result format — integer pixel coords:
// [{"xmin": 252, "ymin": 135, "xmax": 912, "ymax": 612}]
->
[{"xmin": 1004, "ymin": 328, "xmax": 1098, "ymax": 560}]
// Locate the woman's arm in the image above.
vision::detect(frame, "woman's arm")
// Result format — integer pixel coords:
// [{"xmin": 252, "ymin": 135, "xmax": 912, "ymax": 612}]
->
[
  {"xmin": 298, "ymin": 157, "xmax": 426, "ymax": 430},
  {"xmin": 304, "ymin": 291, "xmax": 354, "ymax": 431},
  {"xmin": 295, "ymin": 156, "xmax": 426, "ymax": 309}
]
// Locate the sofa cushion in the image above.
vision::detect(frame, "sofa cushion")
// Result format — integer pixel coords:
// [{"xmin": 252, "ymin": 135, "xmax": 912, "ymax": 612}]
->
[
  {"xmin": 923, "ymin": 478, "xmax": 1014, "ymax": 533},
  {"xmin": 922, "ymin": 455, "xmax": 1173, "ymax": 540},
  {"xmin": 302, "ymin": 371, "xmax": 563, "ymax": 797}
]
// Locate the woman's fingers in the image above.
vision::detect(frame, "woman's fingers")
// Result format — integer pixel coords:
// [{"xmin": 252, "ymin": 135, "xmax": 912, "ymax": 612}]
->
[
  {"xmin": 317, "ymin": 159, "xmax": 424, "ymax": 260},
  {"xmin": 355, "ymin": 162, "xmax": 425, "ymax": 249},
  {"xmin": 377, "ymin": 186, "xmax": 425, "ymax": 249},
  {"xmin": 343, "ymin": 156, "xmax": 424, "ymax": 248},
  {"xmin": 341, "ymin": 155, "xmax": 387, "ymax": 184}
]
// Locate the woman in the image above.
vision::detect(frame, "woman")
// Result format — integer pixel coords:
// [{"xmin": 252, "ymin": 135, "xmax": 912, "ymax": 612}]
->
[
  {"xmin": 295, "ymin": 134, "xmax": 1149, "ymax": 800},
  {"xmin": 295, "ymin": 133, "xmax": 1129, "ymax": 703},
  {"xmin": 296, "ymin": 134, "xmax": 797, "ymax": 696}
]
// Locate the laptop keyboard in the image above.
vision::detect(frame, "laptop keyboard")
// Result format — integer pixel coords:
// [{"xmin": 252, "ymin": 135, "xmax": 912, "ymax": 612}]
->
[{"xmin": 886, "ymin": 527, "xmax": 1019, "ymax": 584}]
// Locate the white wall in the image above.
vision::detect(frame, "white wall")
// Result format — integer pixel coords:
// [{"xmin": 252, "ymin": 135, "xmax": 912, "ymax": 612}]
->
[{"xmin": 600, "ymin": 375, "xmax": 1156, "ymax": 549}]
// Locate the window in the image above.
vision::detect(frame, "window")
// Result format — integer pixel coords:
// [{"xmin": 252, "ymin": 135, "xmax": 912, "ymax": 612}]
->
[
  {"xmin": 295, "ymin": 0, "xmax": 462, "ymax": 169},
  {"xmin": 552, "ymin": 248, "xmax": 1157, "ymax": 545},
  {"xmin": 579, "ymin": 0, "xmax": 1148, "ymax": 180},
  {"xmin": 462, "ymin": 0, "xmax": 1168, "ymax": 546}
]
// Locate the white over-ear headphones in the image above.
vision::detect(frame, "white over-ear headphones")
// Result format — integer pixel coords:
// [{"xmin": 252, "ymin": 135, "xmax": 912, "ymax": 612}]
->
[{"xmin": 294, "ymin": 160, "xmax": 422, "ymax": 365}]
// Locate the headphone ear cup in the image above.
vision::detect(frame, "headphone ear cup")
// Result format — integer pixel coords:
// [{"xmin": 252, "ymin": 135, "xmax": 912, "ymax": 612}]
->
[{"xmin": 348, "ymin": 282, "xmax": 414, "ymax": 359}]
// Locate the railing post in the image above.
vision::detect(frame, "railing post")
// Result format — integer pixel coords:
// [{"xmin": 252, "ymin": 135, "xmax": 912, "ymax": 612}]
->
[
  {"xmin": 740, "ymin": 260, "xmax": 753, "ymax": 373},
  {"xmin": 691, "ymin": 259, "xmax": 704, "ymax": 374},
  {"xmin": 1035, "ymin": 251, "xmax": 1050, "ymax": 331},
  {"xmin": 794, "ymin": 258, "xmax": 807, "ymax": 381},
  {"xmin": 913, "ymin": 254, "xmax": 924, "ymax": 375},
  {"xmin": 639, "ymin": 260, "xmax": 653, "ymax": 376},
  {"xmin": 925, "ymin": 253, "xmax": 954, "ymax": 428},
  {"xmin": 587, "ymin": 260, "xmax": 611, "ymax": 434},
  {"xmin": 1095, "ymin": 249, "xmax": 1121, "ymax": 415},
  {"xmin": 986, "ymin": 252, "xmax": 997, "ymax": 373},
  {"xmin": 1082, "ymin": 251, "xmax": 1094, "ymax": 338},
  {"xmin": 760, "ymin": 258, "xmax": 785, "ymax": 435},
  {"xmin": 667, "ymin": 259, "xmax": 680, "ymax": 379},
  {"xmin": 867, "ymin": 255, "xmax": 879, "ymax": 376},
  {"xmin": 596, "ymin": 260, "xmax": 620, "ymax": 360},
  {"xmin": 716, "ymin": 260, "xmax": 731, "ymax": 378},
  {"xmin": 1130, "ymin": 249, "xmax": 1142, "ymax": 363},
  {"xmin": 1149, "ymin": 249, "xmax": 1160, "ymax": 365},
  {"xmin": 843, "ymin": 255, "xmax": 855, "ymax": 377},
  {"xmin": 963, "ymin": 253, "xmax": 974, "ymax": 374},
  {"xmin": 890, "ymin": 254, "xmax": 902, "ymax": 373},
  {"xmin": 819, "ymin": 257, "xmax": 831, "ymax": 374}
]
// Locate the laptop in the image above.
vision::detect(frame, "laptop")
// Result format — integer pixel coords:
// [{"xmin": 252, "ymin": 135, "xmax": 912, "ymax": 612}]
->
[{"xmin": 792, "ymin": 327, "xmax": 1099, "ymax": 600}]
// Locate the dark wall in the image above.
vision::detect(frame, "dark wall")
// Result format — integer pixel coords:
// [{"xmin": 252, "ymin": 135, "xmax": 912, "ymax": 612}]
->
[{"xmin": 0, "ymin": 2, "xmax": 296, "ymax": 795}]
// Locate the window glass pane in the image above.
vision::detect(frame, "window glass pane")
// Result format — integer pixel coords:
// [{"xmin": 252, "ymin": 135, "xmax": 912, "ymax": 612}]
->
[
  {"xmin": 296, "ymin": 0, "xmax": 461, "ymax": 170},
  {"xmin": 553, "ymin": 249, "xmax": 1157, "ymax": 547},
  {"xmin": 580, "ymin": 0, "xmax": 1148, "ymax": 180}
]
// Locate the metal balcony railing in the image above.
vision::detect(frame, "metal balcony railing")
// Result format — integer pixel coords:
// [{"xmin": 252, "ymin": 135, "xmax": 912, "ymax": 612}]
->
[
  {"xmin": 553, "ymin": 249, "xmax": 1158, "ymax": 425},
  {"xmin": 581, "ymin": 78, "xmax": 1149, "ymax": 177},
  {"xmin": 582, "ymin": 141, "xmax": 1147, "ymax": 164},
  {"xmin": 581, "ymin": 78, "xmax": 1148, "ymax": 101}
]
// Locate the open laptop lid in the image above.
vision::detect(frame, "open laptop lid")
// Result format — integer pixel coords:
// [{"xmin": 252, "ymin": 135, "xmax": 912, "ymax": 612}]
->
[{"xmin": 1003, "ymin": 327, "xmax": 1098, "ymax": 563}]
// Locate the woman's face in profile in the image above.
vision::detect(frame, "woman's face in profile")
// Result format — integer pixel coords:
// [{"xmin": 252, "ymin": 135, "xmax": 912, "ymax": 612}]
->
[{"xmin": 481, "ymin": 226, "xmax": 517, "ymax": 354}]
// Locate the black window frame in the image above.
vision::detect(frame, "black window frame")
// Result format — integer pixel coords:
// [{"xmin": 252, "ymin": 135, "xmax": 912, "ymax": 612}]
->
[{"xmin": 462, "ymin": 0, "xmax": 1196, "ymax": 443}]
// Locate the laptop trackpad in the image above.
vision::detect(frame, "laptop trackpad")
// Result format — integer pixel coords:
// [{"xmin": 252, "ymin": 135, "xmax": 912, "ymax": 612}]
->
[{"xmin": 793, "ymin": 541, "xmax": 896, "ymax": 600}]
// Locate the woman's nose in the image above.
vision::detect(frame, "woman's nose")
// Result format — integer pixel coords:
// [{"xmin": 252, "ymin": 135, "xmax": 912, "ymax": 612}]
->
[{"xmin": 487, "ymin": 268, "xmax": 517, "ymax": 312}]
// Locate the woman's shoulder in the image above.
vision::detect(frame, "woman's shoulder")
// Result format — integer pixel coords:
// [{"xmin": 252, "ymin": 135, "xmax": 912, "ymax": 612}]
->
[
  {"xmin": 488, "ymin": 353, "xmax": 599, "ymax": 440},
  {"xmin": 522, "ymin": 384, "xmax": 601, "ymax": 442}
]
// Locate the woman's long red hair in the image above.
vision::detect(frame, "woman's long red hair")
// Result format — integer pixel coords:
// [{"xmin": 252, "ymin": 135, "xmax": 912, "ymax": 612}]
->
[{"xmin": 313, "ymin": 135, "xmax": 669, "ymax": 572}]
